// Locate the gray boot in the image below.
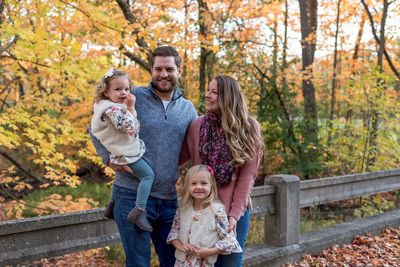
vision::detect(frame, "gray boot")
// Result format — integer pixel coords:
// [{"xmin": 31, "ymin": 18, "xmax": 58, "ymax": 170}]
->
[{"xmin": 127, "ymin": 206, "xmax": 153, "ymax": 232}]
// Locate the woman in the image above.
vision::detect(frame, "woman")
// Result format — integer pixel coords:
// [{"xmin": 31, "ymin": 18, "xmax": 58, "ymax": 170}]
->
[{"xmin": 180, "ymin": 75, "xmax": 264, "ymax": 266}]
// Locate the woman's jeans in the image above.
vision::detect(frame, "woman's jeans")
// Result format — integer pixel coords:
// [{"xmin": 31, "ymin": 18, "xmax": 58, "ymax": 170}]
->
[
  {"xmin": 113, "ymin": 185, "xmax": 177, "ymax": 267},
  {"xmin": 215, "ymin": 208, "xmax": 250, "ymax": 267}
]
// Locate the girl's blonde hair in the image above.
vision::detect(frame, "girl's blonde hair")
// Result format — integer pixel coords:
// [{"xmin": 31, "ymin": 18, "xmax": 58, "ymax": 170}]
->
[
  {"xmin": 214, "ymin": 75, "xmax": 265, "ymax": 166},
  {"xmin": 94, "ymin": 68, "xmax": 133, "ymax": 103},
  {"xmin": 179, "ymin": 165, "xmax": 223, "ymax": 216}
]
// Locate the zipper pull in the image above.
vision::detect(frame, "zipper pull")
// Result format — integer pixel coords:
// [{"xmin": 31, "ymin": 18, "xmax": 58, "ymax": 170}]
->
[{"xmin": 164, "ymin": 111, "xmax": 167, "ymax": 120}]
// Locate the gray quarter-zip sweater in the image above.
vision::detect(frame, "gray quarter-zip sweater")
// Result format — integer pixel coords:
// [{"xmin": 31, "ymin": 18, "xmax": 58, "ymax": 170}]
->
[{"xmin": 90, "ymin": 82, "xmax": 198, "ymax": 200}]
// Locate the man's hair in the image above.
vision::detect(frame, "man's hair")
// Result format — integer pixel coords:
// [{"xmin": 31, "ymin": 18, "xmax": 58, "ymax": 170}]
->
[{"xmin": 150, "ymin": 46, "xmax": 182, "ymax": 69}]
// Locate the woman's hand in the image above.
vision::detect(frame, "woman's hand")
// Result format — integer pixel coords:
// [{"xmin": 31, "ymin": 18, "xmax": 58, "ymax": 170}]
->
[
  {"xmin": 194, "ymin": 247, "xmax": 222, "ymax": 259},
  {"xmin": 227, "ymin": 216, "xmax": 238, "ymax": 236}
]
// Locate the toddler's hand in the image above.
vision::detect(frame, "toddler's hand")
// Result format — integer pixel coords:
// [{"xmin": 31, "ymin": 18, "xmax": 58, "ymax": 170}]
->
[
  {"xmin": 182, "ymin": 243, "xmax": 197, "ymax": 254},
  {"xmin": 125, "ymin": 94, "xmax": 136, "ymax": 109}
]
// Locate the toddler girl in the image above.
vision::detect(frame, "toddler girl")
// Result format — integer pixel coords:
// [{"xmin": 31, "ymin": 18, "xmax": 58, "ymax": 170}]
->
[
  {"xmin": 167, "ymin": 165, "xmax": 242, "ymax": 267},
  {"xmin": 91, "ymin": 68, "xmax": 153, "ymax": 232}
]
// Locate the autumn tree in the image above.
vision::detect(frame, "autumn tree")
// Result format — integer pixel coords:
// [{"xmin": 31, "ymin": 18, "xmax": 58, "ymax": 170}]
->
[
  {"xmin": 360, "ymin": 0, "xmax": 398, "ymax": 170},
  {"xmin": 0, "ymin": 0, "xmax": 129, "ymax": 197}
]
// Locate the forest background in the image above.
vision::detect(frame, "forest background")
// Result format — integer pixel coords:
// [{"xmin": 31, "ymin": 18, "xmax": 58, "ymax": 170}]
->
[{"xmin": 1, "ymin": 0, "xmax": 400, "ymax": 221}]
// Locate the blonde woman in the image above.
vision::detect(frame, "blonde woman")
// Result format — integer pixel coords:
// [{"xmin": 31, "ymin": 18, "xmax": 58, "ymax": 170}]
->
[
  {"xmin": 167, "ymin": 165, "xmax": 242, "ymax": 267},
  {"xmin": 180, "ymin": 75, "xmax": 264, "ymax": 266}
]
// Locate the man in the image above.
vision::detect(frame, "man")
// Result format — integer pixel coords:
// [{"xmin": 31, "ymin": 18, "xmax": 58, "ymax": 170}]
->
[{"xmin": 90, "ymin": 46, "xmax": 197, "ymax": 267}]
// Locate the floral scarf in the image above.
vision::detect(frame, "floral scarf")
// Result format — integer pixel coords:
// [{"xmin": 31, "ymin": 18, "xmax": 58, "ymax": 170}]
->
[{"xmin": 199, "ymin": 112, "xmax": 235, "ymax": 185}]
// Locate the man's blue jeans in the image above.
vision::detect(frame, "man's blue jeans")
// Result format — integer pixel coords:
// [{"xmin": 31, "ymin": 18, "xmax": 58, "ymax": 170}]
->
[
  {"xmin": 113, "ymin": 185, "xmax": 177, "ymax": 267},
  {"xmin": 215, "ymin": 208, "xmax": 250, "ymax": 267}
]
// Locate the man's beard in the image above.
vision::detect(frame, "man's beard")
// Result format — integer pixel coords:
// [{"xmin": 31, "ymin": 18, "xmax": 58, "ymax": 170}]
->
[{"xmin": 152, "ymin": 78, "xmax": 177, "ymax": 93}]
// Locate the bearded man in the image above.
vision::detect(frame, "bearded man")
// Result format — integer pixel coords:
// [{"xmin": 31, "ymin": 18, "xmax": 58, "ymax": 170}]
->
[{"xmin": 90, "ymin": 46, "xmax": 197, "ymax": 267}]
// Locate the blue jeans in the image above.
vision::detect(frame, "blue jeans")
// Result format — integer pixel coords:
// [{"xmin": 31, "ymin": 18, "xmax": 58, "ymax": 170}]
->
[
  {"xmin": 113, "ymin": 185, "xmax": 177, "ymax": 267},
  {"xmin": 109, "ymin": 158, "xmax": 154, "ymax": 209},
  {"xmin": 215, "ymin": 208, "xmax": 250, "ymax": 267}
]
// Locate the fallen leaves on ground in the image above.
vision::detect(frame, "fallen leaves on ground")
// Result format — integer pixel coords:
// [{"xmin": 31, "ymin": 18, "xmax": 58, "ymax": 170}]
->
[
  {"xmin": 287, "ymin": 227, "xmax": 400, "ymax": 266},
  {"xmin": 17, "ymin": 248, "xmax": 120, "ymax": 267}
]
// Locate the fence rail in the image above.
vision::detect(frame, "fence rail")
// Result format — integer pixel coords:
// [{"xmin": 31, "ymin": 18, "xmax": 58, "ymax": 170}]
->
[
  {"xmin": 1, "ymin": 168, "xmax": 400, "ymax": 266},
  {"xmin": 300, "ymin": 168, "xmax": 400, "ymax": 208}
]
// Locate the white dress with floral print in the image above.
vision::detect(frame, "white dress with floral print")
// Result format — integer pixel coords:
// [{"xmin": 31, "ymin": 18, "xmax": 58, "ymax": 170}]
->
[{"xmin": 167, "ymin": 202, "xmax": 242, "ymax": 267}]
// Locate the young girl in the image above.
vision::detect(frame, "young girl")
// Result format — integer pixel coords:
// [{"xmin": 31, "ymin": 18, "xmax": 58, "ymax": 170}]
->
[
  {"xmin": 167, "ymin": 165, "xmax": 242, "ymax": 267},
  {"xmin": 91, "ymin": 68, "xmax": 153, "ymax": 232}
]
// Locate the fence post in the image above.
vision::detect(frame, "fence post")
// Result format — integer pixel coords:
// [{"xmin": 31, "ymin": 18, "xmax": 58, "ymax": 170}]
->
[{"xmin": 264, "ymin": 174, "xmax": 300, "ymax": 247}]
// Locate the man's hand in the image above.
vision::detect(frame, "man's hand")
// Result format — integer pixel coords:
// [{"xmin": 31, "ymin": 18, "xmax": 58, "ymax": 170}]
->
[{"xmin": 108, "ymin": 161, "xmax": 134, "ymax": 174}]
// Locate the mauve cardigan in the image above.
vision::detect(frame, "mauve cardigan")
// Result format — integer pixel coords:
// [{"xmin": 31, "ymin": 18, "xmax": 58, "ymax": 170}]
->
[{"xmin": 180, "ymin": 115, "xmax": 262, "ymax": 221}]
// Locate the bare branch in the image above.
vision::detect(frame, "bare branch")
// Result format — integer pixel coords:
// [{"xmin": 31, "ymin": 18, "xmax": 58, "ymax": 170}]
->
[
  {"xmin": 0, "ymin": 149, "xmax": 45, "ymax": 183},
  {"xmin": 360, "ymin": 0, "xmax": 400, "ymax": 79},
  {"xmin": 123, "ymin": 50, "xmax": 151, "ymax": 73},
  {"xmin": 253, "ymin": 64, "xmax": 270, "ymax": 81},
  {"xmin": 115, "ymin": 0, "xmax": 136, "ymax": 24},
  {"xmin": 115, "ymin": 0, "xmax": 148, "ymax": 49},
  {"xmin": 58, "ymin": 0, "xmax": 123, "ymax": 32},
  {"xmin": 0, "ymin": 183, "xmax": 55, "ymax": 212},
  {"xmin": 0, "ymin": 36, "xmax": 19, "ymax": 54},
  {"xmin": 1, "ymin": 54, "xmax": 51, "ymax": 68}
]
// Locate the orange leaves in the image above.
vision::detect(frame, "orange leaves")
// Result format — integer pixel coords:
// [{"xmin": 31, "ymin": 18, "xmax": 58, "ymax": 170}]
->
[
  {"xmin": 33, "ymin": 194, "xmax": 98, "ymax": 216},
  {"xmin": 287, "ymin": 227, "xmax": 400, "ymax": 266}
]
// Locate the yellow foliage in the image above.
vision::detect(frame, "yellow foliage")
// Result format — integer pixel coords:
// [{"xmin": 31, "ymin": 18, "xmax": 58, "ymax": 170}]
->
[{"xmin": 6, "ymin": 200, "xmax": 26, "ymax": 219}]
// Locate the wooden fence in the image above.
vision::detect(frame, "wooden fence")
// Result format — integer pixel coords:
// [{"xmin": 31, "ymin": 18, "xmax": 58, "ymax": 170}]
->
[{"xmin": 1, "ymin": 169, "xmax": 400, "ymax": 266}]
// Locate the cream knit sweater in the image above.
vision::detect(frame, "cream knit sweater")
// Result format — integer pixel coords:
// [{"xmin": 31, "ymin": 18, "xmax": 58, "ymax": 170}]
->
[{"xmin": 91, "ymin": 100, "xmax": 143, "ymax": 157}]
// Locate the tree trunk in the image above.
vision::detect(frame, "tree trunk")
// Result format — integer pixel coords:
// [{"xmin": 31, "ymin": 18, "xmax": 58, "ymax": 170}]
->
[
  {"xmin": 299, "ymin": 0, "xmax": 318, "ymax": 136},
  {"xmin": 367, "ymin": 0, "xmax": 389, "ymax": 168},
  {"xmin": 181, "ymin": 1, "xmax": 190, "ymax": 94},
  {"xmin": 345, "ymin": 12, "xmax": 366, "ymax": 126},
  {"xmin": 299, "ymin": 0, "xmax": 320, "ymax": 176},
  {"xmin": 198, "ymin": 0, "xmax": 214, "ymax": 94},
  {"xmin": 328, "ymin": 0, "xmax": 341, "ymax": 142}
]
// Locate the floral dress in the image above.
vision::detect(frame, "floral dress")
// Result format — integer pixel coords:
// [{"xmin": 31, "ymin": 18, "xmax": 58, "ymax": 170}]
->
[
  {"xmin": 167, "ymin": 203, "xmax": 242, "ymax": 267},
  {"xmin": 102, "ymin": 106, "xmax": 145, "ymax": 164}
]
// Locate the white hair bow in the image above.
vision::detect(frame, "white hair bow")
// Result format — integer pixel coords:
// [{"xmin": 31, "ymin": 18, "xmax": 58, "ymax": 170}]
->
[{"xmin": 104, "ymin": 68, "xmax": 114, "ymax": 79}]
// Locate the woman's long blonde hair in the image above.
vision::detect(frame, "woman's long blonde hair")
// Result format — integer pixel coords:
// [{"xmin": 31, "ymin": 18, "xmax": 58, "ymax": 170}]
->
[
  {"xmin": 179, "ymin": 165, "xmax": 223, "ymax": 216},
  {"xmin": 214, "ymin": 75, "xmax": 265, "ymax": 166}
]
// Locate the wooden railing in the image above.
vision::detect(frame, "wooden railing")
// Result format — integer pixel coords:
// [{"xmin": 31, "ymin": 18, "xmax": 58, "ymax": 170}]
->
[{"xmin": 1, "ymin": 169, "xmax": 400, "ymax": 266}]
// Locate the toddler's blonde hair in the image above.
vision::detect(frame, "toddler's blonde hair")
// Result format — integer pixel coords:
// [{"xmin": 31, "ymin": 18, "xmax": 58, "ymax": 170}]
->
[{"xmin": 94, "ymin": 68, "xmax": 133, "ymax": 103}]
